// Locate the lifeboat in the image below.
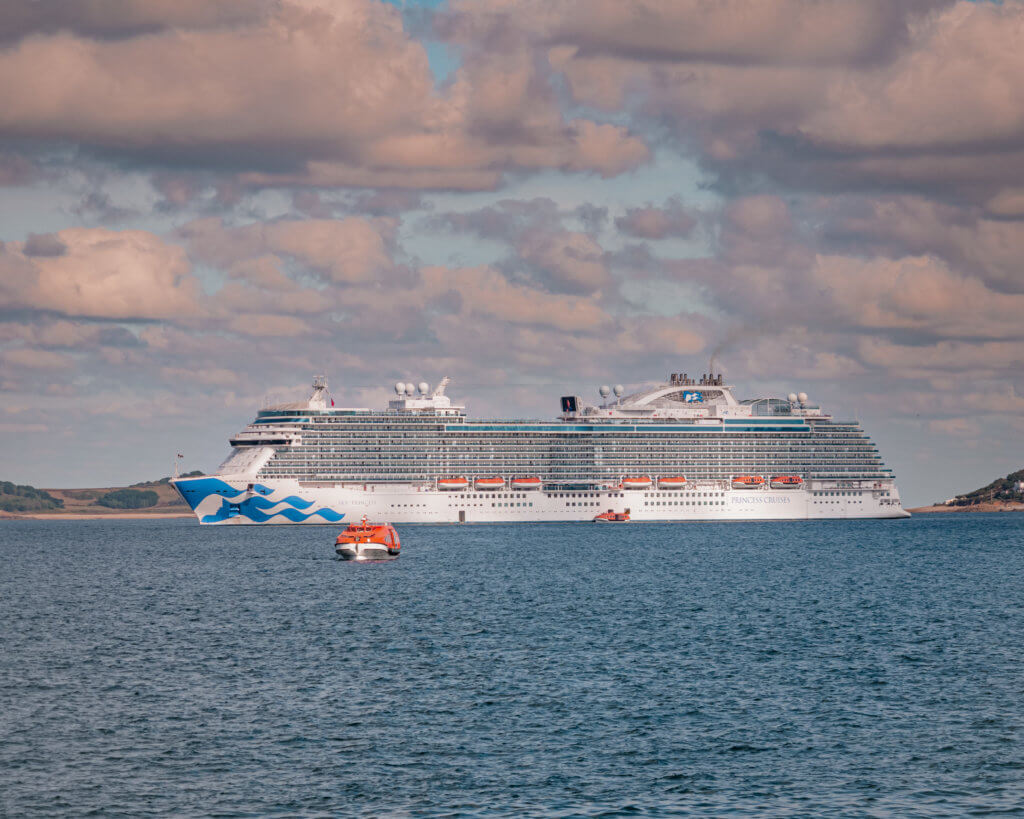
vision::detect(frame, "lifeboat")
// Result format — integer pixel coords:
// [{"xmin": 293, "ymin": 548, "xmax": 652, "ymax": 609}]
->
[
  {"xmin": 437, "ymin": 477, "xmax": 469, "ymax": 491},
  {"xmin": 621, "ymin": 476, "xmax": 653, "ymax": 490},
  {"xmin": 732, "ymin": 475, "xmax": 765, "ymax": 490},
  {"xmin": 658, "ymin": 476, "xmax": 687, "ymax": 490},
  {"xmin": 474, "ymin": 476, "xmax": 505, "ymax": 491},
  {"xmin": 335, "ymin": 517, "xmax": 401, "ymax": 561},
  {"xmin": 510, "ymin": 476, "xmax": 542, "ymax": 490},
  {"xmin": 594, "ymin": 510, "xmax": 630, "ymax": 523},
  {"xmin": 770, "ymin": 475, "xmax": 803, "ymax": 489}
]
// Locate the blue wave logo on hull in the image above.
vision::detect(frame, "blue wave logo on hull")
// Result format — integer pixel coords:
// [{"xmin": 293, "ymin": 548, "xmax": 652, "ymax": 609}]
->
[
  {"xmin": 201, "ymin": 498, "xmax": 345, "ymax": 524},
  {"xmin": 175, "ymin": 477, "xmax": 342, "ymax": 524}
]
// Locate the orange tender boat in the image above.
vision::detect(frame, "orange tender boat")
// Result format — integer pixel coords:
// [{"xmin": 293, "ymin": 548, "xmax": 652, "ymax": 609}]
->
[
  {"xmin": 594, "ymin": 509, "xmax": 631, "ymax": 522},
  {"xmin": 437, "ymin": 477, "xmax": 469, "ymax": 491},
  {"xmin": 770, "ymin": 475, "xmax": 803, "ymax": 489},
  {"xmin": 621, "ymin": 476, "xmax": 653, "ymax": 490},
  {"xmin": 658, "ymin": 476, "xmax": 688, "ymax": 490},
  {"xmin": 731, "ymin": 475, "xmax": 765, "ymax": 490},
  {"xmin": 335, "ymin": 517, "xmax": 401, "ymax": 561},
  {"xmin": 474, "ymin": 476, "xmax": 505, "ymax": 491},
  {"xmin": 510, "ymin": 476, "xmax": 542, "ymax": 490}
]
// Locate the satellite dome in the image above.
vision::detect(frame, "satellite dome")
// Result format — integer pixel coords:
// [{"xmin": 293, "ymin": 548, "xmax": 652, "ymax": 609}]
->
[
  {"xmin": 599, "ymin": 385, "xmax": 611, "ymax": 398},
  {"xmin": 418, "ymin": 381, "xmax": 429, "ymax": 395},
  {"xmin": 395, "ymin": 382, "xmax": 406, "ymax": 395},
  {"xmin": 613, "ymin": 384, "xmax": 624, "ymax": 396},
  {"xmin": 787, "ymin": 392, "xmax": 798, "ymax": 403},
  {"xmin": 798, "ymin": 392, "xmax": 808, "ymax": 404},
  {"xmin": 405, "ymin": 383, "xmax": 416, "ymax": 396}
]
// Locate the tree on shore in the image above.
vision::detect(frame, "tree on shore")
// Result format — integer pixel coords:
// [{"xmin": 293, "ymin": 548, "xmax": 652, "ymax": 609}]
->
[{"xmin": 96, "ymin": 489, "xmax": 159, "ymax": 509}]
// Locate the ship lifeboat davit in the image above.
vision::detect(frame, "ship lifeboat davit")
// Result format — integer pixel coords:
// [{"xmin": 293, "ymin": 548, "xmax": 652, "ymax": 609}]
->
[
  {"xmin": 658, "ymin": 476, "xmax": 688, "ymax": 490},
  {"xmin": 475, "ymin": 476, "xmax": 505, "ymax": 491},
  {"xmin": 335, "ymin": 517, "xmax": 401, "ymax": 561},
  {"xmin": 437, "ymin": 477, "xmax": 469, "ymax": 491},
  {"xmin": 732, "ymin": 475, "xmax": 765, "ymax": 490},
  {"xmin": 621, "ymin": 476, "xmax": 653, "ymax": 490},
  {"xmin": 594, "ymin": 510, "xmax": 630, "ymax": 522},
  {"xmin": 510, "ymin": 476, "xmax": 542, "ymax": 490},
  {"xmin": 770, "ymin": 475, "xmax": 803, "ymax": 489}
]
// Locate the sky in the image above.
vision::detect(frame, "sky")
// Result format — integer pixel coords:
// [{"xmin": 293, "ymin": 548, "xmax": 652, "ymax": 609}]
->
[{"xmin": 1, "ymin": 0, "xmax": 1022, "ymax": 506}]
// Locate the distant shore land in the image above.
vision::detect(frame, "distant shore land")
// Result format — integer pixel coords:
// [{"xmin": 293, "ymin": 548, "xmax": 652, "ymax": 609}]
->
[
  {"xmin": 0, "ymin": 478, "xmax": 195, "ymax": 521},
  {"xmin": 908, "ymin": 501, "xmax": 1024, "ymax": 514}
]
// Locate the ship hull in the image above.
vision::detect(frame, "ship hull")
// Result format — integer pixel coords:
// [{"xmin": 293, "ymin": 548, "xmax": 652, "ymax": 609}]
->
[{"xmin": 173, "ymin": 476, "xmax": 909, "ymax": 524}]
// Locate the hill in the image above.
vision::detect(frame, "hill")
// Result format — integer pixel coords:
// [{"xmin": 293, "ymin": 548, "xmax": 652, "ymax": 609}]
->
[
  {"xmin": 0, "ymin": 473, "xmax": 203, "ymax": 519},
  {"xmin": 911, "ymin": 469, "xmax": 1024, "ymax": 514},
  {"xmin": 945, "ymin": 469, "xmax": 1024, "ymax": 507},
  {"xmin": 0, "ymin": 481, "xmax": 64, "ymax": 513}
]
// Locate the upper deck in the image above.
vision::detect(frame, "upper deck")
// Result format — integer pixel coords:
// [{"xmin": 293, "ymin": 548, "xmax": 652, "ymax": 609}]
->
[{"xmin": 220, "ymin": 373, "xmax": 893, "ymax": 485}]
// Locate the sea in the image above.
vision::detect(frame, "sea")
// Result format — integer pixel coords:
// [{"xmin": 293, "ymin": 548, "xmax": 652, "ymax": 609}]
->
[{"xmin": 1, "ymin": 514, "xmax": 1022, "ymax": 817}]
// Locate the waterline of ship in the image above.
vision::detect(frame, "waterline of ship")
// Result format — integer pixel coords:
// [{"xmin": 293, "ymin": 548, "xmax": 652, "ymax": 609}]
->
[{"xmin": 172, "ymin": 373, "xmax": 909, "ymax": 524}]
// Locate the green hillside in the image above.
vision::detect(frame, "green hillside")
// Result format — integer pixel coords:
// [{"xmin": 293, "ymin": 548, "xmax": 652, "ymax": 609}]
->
[
  {"xmin": 947, "ymin": 469, "xmax": 1024, "ymax": 506},
  {"xmin": 1, "ymin": 473, "xmax": 204, "ymax": 516},
  {"xmin": 0, "ymin": 481, "xmax": 64, "ymax": 512}
]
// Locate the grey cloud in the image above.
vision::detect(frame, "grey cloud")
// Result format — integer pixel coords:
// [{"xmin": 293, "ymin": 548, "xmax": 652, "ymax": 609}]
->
[
  {"xmin": 0, "ymin": 1, "xmax": 272, "ymax": 44},
  {"xmin": 429, "ymin": 198, "xmax": 562, "ymax": 242},
  {"xmin": 22, "ymin": 233, "xmax": 67, "ymax": 257},
  {"xmin": 818, "ymin": 196, "xmax": 1024, "ymax": 295},
  {"xmin": 575, "ymin": 203, "xmax": 608, "ymax": 235},
  {"xmin": 615, "ymin": 197, "xmax": 697, "ymax": 239}
]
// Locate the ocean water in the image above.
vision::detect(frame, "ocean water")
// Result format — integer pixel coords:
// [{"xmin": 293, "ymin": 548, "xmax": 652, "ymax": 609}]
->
[{"xmin": 1, "ymin": 515, "xmax": 1023, "ymax": 817}]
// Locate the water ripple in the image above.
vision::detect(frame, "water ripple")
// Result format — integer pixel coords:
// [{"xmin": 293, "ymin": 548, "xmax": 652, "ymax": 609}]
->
[{"xmin": 1, "ymin": 514, "xmax": 1023, "ymax": 815}]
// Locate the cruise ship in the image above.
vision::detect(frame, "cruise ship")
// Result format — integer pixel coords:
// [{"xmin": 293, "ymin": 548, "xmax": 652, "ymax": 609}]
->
[{"xmin": 172, "ymin": 373, "xmax": 909, "ymax": 524}]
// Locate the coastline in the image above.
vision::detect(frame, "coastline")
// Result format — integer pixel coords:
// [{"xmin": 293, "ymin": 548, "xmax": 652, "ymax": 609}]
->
[
  {"xmin": 1, "ymin": 511, "xmax": 193, "ymax": 521},
  {"xmin": 908, "ymin": 502, "xmax": 1024, "ymax": 514}
]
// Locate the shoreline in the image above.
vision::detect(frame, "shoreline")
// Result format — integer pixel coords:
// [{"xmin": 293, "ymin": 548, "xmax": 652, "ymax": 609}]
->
[
  {"xmin": 1, "ymin": 511, "xmax": 194, "ymax": 521},
  {"xmin": 908, "ymin": 502, "xmax": 1024, "ymax": 514}
]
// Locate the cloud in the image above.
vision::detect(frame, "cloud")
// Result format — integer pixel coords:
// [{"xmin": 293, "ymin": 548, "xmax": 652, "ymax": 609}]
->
[
  {"xmin": 181, "ymin": 216, "xmax": 395, "ymax": 283},
  {"xmin": 0, "ymin": 228, "xmax": 202, "ymax": 320},
  {"xmin": 1, "ymin": 348, "xmax": 74, "ymax": 369},
  {"xmin": 926, "ymin": 417, "xmax": 979, "ymax": 436},
  {"xmin": 821, "ymin": 196, "xmax": 1024, "ymax": 294},
  {"xmin": 0, "ymin": 0, "xmax": 648, "ymax": 190},
  {"xmin": 429, "ymin": 198, "xmax": 615, "ymax": 293},
  {"xmin": 160, "ymin": 366, "xmax": 240, "ymax": 386},
  {"xmin": 229, "ymin": 314, "xmax": 311, "ymax": 337},
  {"xmin": 22, "ymin": 233, "xmax": 67, "ymax": 258},
  {"xmin": 442, "ymin": 0, "xmax": 1024, "ymax": 205},
  {"xmin": 421, "ymin": 265, "xmax": 612, "ymax": 332},
  {"xmin": 516, "ymin": 230, "xmax": 612, "ymax": 294},
  {"xmin": 438, "ymin": 0, "xmax": 940, "ymax": 64},
  {"xmin": 0, "ymin": 1, "xmax": 273, "ymax": 43},
  {"xmin": 615, "ymin": 197, "xmax": 697, "ymax": 239},
  {"xmin": 858, "ymin": 338, "xmax": 1024, "ymax": 378}
]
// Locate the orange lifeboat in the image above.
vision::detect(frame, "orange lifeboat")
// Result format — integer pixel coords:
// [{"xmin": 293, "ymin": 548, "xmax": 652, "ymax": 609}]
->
[
  {"xmin": 437, "ymin": 477, "xmax": 469, "ymax": 491},
  {"xmin": 594, "ymin": 510, "xmax": 630, "ymax": 522},
  {"xmin": 658, "ymin": 476, "xmax": 688, "ymax": 490},
  {"xmin": 770, "ymin": 475, "xmax": 803, "ymax": 489},
  {"xmin": 621, "ymin": 476, "xmax": 653, "ymax": 490},
  {"xmin": 732, "ymin": 475, "xmax": 765, "ymax": 490},
  {"xmin": 510, "ymin": 476, "xmax": 542, "ymax": 490},
  {"xmin": 474, "ymin": 476, "xmax": 505, "ymax": 491},
  {"xmin": 335, "ymin": 517, "xmax": 401, "ymax": 561}
]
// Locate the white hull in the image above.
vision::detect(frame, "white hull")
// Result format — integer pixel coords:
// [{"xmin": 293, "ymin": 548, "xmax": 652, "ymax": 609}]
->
[
  {"xmin": 336, "ymin": 544, "xmax": 395, "ymax": 561},
  {"xmin": 173, "ymin": 476, "xmax": 909, "ymax": 525}
]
